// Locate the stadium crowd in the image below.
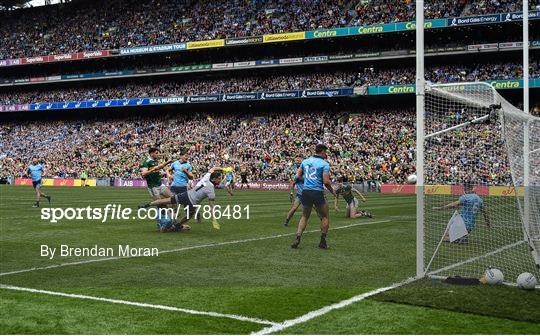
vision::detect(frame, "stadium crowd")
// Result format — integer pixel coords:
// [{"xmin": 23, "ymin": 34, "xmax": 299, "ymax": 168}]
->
[
  {"xmin": 1, "ymin": 0, "xmax": 538, "ymax": 59},
  {"xmin": 0, "ymin": 108, "xmax": 514, "ymax": 186},
  {"xmin": 4, "ymin": 31, "xmax": 540, "ymax": 83},
  {"xmin": 1, "ymin": 61, "xmax": 538, "ymax": 105}
]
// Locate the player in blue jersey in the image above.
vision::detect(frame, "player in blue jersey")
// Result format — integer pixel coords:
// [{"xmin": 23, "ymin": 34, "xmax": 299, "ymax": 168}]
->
[
  {"xmin": 284, "ymin": 157, "xmax": 324, "ymax": 227},
  {"xmin": 433, "ymin": 183, "xmax": 491, "ymax": 242},
  {"xmin": 284, "ymin": 157, "xmax": 304, "ymax": 227},
  {"xmin": 223, "ymin": 167, "xmax": 235, "ymax": 196},
  {"xmin": 291, "ymin": 144, "xmax": 336, "ymax": 249},
  {"xmin": 27, "ymin": 157, "xmax": 51, "ymax": 207},
  {"xmin": 167, "ymin": 151, "xmax": 194, "ymax": 195}
]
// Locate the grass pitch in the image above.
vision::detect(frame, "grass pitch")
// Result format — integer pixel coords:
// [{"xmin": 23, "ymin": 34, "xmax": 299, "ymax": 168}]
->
[{"xmin": 0, "ymin": 185, "xmax": 538, "ymax": 334}]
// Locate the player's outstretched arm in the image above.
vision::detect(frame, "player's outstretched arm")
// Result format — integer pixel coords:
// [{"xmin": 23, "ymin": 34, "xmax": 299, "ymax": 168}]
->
[
  {"xmin": 157, "ymin": 160, "xmax": 174, "ymax": 170},
  {"xmin": 323, "ymin": 172, "xmax": 336, "ymax": 197},
  {"xmin": 141, "ymin": 160, "xmax": 173, "ymax": 177},
  {"xmin": 433, "ymin": 200, "xmax": 460, "ymax": 210},
  {"xmin": 353, "ymin": 189, "xmax": 367, "ymax": 201}
]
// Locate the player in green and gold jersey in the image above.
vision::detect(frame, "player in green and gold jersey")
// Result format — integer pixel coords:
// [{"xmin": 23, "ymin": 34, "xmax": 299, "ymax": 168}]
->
[
  {"xmin": 140, "ymin": 147, "xmax": 173, "ymax": 200},
  {"xmin": 334, "ymin": 176, "xmax": 372, "ymax": 218}
]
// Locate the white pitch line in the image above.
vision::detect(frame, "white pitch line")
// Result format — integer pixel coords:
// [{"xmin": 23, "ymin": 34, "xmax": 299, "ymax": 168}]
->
[
  {"xmin": 0, "ymin": 220, "xmax": 391, "ymax": 277},
  {"xmin": 0, "ymin": 284, "xmax": 276, "ymax": 326},
  {"xmin": 252, "ymin": 277, "xmax": 418, "ymax": 335}
]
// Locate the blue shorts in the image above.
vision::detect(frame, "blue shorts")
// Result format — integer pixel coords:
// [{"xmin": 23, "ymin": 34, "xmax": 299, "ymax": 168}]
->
[
  {"xmin": 170, "ymin": 186, "xmax": 187, "ymax": 195},
  {"xmin": 171, "ymin": 191, "xmax": 196, "ymax": 215},
  {"xmin": 32, "ymin": 180, "xmax": 42, "ymax": 189},
  {"xmin": 301, "ymin": 190, "xmax": 326, "ymax": 208}
]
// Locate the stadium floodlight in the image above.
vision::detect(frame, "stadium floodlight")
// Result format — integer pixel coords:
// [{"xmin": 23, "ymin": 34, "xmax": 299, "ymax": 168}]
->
[{"xmin": 416, "ymin": 1, "xmax": 539, "ymax": 287}]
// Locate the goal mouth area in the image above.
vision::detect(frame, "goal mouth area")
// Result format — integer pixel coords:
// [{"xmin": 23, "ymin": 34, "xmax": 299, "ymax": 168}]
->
[
  {"xmin": 427, "ymin": 274, "xmax": 540, "ymax": 290},
  {"xmin": 419, "ymin": 81, "xmax": 540, "ymax": 289}
]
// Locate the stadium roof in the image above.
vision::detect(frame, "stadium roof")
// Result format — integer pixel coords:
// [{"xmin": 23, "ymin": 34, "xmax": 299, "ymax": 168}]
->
[
  {"xmin": 0, "ymin": 0, "xmax": 67, "ymax": 10},
  {"xmin": 0, "ymin": 0, "xmax": 29, "ymax": 8}
]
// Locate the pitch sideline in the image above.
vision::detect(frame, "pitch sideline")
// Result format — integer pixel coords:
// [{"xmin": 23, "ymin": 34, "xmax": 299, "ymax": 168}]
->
[{"xmin": 0, "ymin": 284, "xmax": 277, "ymax": 326}]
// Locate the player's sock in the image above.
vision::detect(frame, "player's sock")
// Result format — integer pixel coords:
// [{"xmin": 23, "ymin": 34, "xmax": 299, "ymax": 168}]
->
[
  {"xmin": 33, "ymin": 201, "xmax": 39, "ymax": 208},
  {"xmin": 291, "ymin": 234, "xmax": 301, "ymax": 248},
  {"xmin": 319, "ymin": 233, "xmax": 328, "ymax": 249},
  {"xmin": 45, "ymin": 195, "xmax": 51, "ymax": 204},
  {"xmin": 283, "ymin": 217, "xmax": 290, "ymax": 227}
]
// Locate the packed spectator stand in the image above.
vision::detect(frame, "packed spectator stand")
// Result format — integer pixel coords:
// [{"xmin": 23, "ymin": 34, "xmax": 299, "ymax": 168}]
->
[
  {"xmin": 0, "ymin": 107, "xmax": 516, "ymax": 186},
  {"xmin": 1, "ymin": 61, "xmax": 538, "ymax": 105},
  {"xmin": 1, "ymin": 0, "xmax": 539, "ymax": 59}
]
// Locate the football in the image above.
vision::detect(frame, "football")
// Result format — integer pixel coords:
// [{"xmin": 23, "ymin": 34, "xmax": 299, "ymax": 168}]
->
[
  {"xmin": 407, "ymin": 174, "xmax": 417, "ymax": 184},
  {"xmin": 481, "ymin": 267, "xmax": 504, "ymax": 285},
  {"xmin": 516, "ymin": 272, "xmax": 537, "ymax": 290}
]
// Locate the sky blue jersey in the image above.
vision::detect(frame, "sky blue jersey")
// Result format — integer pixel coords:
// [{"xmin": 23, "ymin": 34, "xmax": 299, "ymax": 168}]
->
[
  {"xmin": 170, "ymin": 161, "xmax": 192, "ymax": 187},
  {"xmin": 27, "ymin": 164, "xmax": 44, "ymax": 182},
  {"xmin": 459, "ymin": 193, "xmax": 484, "ymax": 230},
  {"xmin": 300, "ymin": 155, "xmax": 330, "ymax": 191}
]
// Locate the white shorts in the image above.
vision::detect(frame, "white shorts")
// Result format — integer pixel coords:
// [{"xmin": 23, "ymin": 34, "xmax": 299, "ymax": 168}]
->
[{"xmin": 147, "ymin": 185, "xmax": 170, "ymax": 199}]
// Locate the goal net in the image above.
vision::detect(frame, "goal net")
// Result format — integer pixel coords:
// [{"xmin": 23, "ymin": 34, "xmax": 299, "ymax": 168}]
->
[{"xmin": 420, "ymin": 82, "xmax": 540, "ymax": 286}]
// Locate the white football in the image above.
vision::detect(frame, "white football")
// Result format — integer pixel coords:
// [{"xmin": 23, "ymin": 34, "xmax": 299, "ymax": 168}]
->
[
  {"xmin": 483, "ymin": 268, "xmax": 504, "ymax": 285},
  {"xmin": 407, "ymin": 174, "xmax": 417, "ymax": 184},
  {"xmin": 516, "ymin": 272, "xmax": 537, "ymax": 290}
]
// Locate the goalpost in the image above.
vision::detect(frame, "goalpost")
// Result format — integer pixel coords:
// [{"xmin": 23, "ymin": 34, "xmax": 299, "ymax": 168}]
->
[{"xmin": 416, "ymin": 1, "xmax": 540, "ymax": 286}]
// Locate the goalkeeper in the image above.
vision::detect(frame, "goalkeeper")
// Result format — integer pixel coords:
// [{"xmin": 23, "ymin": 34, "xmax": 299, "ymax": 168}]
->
[
  {"xmin": 433, "ymin": 182, "xmax": 491, "ymax": 241},
  {"xmin": 139, "ymin": 167, "xmax": 224, "ymax": 230}
]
